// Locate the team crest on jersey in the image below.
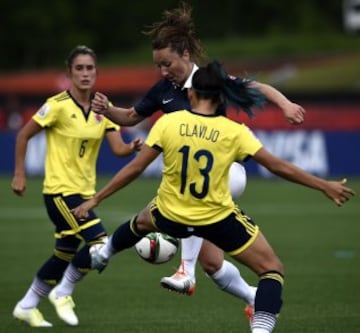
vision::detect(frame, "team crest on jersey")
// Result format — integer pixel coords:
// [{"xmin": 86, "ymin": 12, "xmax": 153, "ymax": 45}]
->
[
  {"xmin": 94, "ymin": 114, "xmax": 103, "ymax": 123},
  {"xmin": 36, "ymin": 103, "xmax": 50, "ymax": 118}
]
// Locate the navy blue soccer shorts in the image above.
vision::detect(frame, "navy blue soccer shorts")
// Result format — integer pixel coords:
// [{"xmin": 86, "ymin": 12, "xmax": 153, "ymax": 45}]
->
[
  {"xmin": 150, "ymin": 203, "xmax": 259, "ymax": 256},
  {"xmin": 44, "ymin": 194, "xmax": 106, "ymax": 248}
]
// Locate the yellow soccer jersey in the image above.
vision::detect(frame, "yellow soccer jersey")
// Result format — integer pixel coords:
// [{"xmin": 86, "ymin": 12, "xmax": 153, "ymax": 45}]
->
[
  {"xmin": 146, "ymin": 110, "xmax": 262, "ymax": 225},
  {"xmin": 33, "ymin": 91, "xmax": 120, "ymax": 196}
]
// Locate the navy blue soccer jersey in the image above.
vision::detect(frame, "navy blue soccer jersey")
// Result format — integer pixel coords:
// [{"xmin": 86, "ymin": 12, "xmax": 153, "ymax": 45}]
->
[{"xmin": 134, "ymin": 78, "xmax": 191, "ymax": 117}]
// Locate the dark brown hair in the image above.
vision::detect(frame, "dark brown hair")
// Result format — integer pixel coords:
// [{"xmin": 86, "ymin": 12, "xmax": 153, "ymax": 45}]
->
[
  {"xmin": 143, "ymin": 2, "xmax": 207, "ymax": 65},
  {"xmin": 65, "ymin": 45, "xmax": 97, "ymax": 69},
  {"xmin": 193, "ymin": 61, "xmax": 266, "ymax": 116}
]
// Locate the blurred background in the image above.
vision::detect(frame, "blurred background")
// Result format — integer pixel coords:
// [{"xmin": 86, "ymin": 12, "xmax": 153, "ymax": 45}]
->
[{"xmin": 0, "ymin": 0, "xmax": 359, "ymax": 177}]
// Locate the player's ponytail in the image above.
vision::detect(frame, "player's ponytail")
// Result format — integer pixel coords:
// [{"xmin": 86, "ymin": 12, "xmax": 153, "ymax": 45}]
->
[{"xmin": 192, "ymin": 61, "xmax": 265, "ymax": 117}]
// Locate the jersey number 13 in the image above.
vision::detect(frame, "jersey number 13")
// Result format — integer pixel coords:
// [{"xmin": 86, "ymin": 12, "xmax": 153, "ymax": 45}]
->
[{"xmin": 179, "ymin": 145, "xmax": 214, "ymax": 199}]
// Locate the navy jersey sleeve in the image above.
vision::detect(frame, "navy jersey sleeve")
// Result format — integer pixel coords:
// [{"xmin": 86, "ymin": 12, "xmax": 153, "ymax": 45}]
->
[
  {"xmin": 134, "ymin": 81, "xmax": 163, "ymax": 117},
  {"xmin": 134, "ymin": 78, "xmax": 191, "ymax": 116}
]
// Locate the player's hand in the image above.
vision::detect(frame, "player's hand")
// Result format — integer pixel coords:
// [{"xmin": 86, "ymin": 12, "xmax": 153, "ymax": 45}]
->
[
  {"xmin": 130, "ymin": 137, "xmax": 144, "ymax": 152},
  {"xmin": 11, "ymin": 175, "xmax": 26, "ymax": 196},
  {"xmin": 282, "ymin": 102, "xmax": 305, "ymax": 125},
  {"xmin": 71, "ymin": 198, "xmax": 98, "ymax": 219},
  {"xmin": 323, "ymin": 178, "xmax": 355, "ymax": 206},
  {"xmin": 91, "ymin": 92, "xmax": 109, "ymax": 114}
]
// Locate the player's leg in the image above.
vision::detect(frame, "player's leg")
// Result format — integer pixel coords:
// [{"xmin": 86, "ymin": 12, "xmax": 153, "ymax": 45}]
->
[
  {"xmin": 13, "ymin": 235, "xmax": 80, "ymax": 327},
  {"xmin": 178, "ymin": 236, "xmax": 203, "ymax": 280},
  {"xmin": 204, "ymin": 209, "xmax": 283, "ymax": 333},
  {"xmin": 160, "ymin": 236, "xmax": 203, "ymax": 295},
  {"xmin": 44, "ymin": 194, "xmax": 105, "ymax": 326},
  {"xmin": 198, "ymin": 240, "xmax": 257, "ymax": 305},
  {"xmin": 90, "ymin": 202, "xmax": 156, "ymax": 267},
  {"xmin": 13, "ymin": 251, "xmax": 71, "ymax": 327},
  {"xmin": 233, "ymin": 232, "xmax": 284, "ymax": 333},
  {"xmin": 13, "ymin": 195, "xmax": 83, "ymax": 327}
]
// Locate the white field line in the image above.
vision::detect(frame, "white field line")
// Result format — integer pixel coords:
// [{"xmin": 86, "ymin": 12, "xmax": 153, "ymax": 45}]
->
[
  {"xmin": 0, "ymin": 208, "xmax": 135, "ymax": 223},
  {"xmin": 1, "ymin": 203, "xmax": 358, "ymax": 221}
]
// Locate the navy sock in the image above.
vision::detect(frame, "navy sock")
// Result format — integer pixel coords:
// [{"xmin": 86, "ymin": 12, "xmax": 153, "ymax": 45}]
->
[
  {"xmin": 255, "ymin": 271, "xmax": 284, "ymax": 315},
  {"xmin": 37, "ymin": 254, "xmax": 72, "ymax": 284},
  {"xmin": 111, "ymin": 218, "xmax": 144, "ymax": 252},
  {"xmin": 71, "ymin": 245, "xmax": 91, "ymax": 271}
]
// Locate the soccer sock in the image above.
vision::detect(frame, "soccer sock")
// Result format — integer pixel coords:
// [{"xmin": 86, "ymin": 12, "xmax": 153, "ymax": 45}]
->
[
  {"xmin": 210, "ymin": 260, "xmax": 256, "ymax": 305},
  {"xmin": 252, "ymin": 312, "xmax": 277, "ymax": 333},
  {"xmin": 53, "ymin": 244, "xmax": 97, "ymax": 297},
  {"xmin": 109, "ymin": 218, "xmax": 143, "ymax": 253},
  {"xmin": 37, "ymin": 253, "xmax": 72, "ymax": 283},
  {"xmin": 255, "ymin": 271, "xmax": 284, "ymax": 314},
  {"xmin": 18, "ymin": 277, "xmax": 53, "ymax": 309},
  {"xmin": 54, "ymin": 264, "xmax": 85, "ymax": 297},
  {"xmin": 71, "ymin": 244, "xmax": 91, "ymax": 270},
  {"xmin": 252, "ymin": 325, "xmax": 275, "ymax": 333},
  {"xmin": 180, "ymin": 236, "xmax": 203, "ymax": 280},
  {"xmin": 252, "ymin": 271, "xmax": 284, "ymax": 333},
  {"xmin": 100, "ymin": 235, "xmax": 117, "ymax": 259}
]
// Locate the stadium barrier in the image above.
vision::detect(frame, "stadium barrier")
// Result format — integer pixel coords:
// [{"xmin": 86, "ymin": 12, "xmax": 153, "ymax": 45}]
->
[{"xmin": 1, "ymin": 103, "xmax": 359, "ymax": 177}]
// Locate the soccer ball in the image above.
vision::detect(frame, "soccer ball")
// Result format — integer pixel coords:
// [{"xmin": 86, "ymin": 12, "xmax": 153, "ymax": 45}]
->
[{"xmin": 135, "ymin": 232, "xmax": 179, "ymax": 264}]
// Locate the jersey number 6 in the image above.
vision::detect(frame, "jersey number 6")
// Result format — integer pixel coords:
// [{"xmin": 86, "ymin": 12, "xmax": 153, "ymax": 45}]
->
[{"xmin": 79, "ymin": 139, "xmax": 89, "ymax": 157}]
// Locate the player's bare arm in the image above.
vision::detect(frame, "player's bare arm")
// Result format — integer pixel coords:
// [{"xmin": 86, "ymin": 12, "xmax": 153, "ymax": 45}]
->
[
  {"xmin": 253, "ymin": 147, "xmax": 355, "ymax": 206},
  {"xmin": 106, "ymin": 131, "xmax": 143, "ymax": 157},
  {"xmin": 253, "ymin": 81, "xmax": 305, "ymax": 124},
  {"xmin": 12, "ymin": 120, "xmax": 43, "ymax": 196},
  {"xmin": 91, "ymin": 92, "xmax": 145, "ymax": 126}
]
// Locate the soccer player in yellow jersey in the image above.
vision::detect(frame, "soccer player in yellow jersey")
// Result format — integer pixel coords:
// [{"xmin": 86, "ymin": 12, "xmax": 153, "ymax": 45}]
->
[
  {"xmin": 73, "ymin": 61, "xmax": 354, "ymax": 333},
  {"xmin": 11, "ymin": 45, "xmax": 142, "ymax": 327},
  {"xmin": 91, "ymin": 4, "xmax": 306, "ymax": 320}
]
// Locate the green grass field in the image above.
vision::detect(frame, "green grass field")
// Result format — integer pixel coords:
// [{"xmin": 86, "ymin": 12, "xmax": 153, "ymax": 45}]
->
[{"xmin": 1, "ymin": 176, "xmax": 359, "ymax": 333}]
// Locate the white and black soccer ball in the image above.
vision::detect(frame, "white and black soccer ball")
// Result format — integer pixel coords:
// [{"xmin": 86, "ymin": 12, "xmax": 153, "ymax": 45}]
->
[{"xmin": 135, "ymin": 232, "xmax": 179, "ymax": 264}]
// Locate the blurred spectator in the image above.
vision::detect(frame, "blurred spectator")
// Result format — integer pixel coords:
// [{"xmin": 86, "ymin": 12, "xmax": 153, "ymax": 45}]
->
[
  {"xmin": 5, "ymin": 95, "xmax": 23, "ymax": 131},
  {"xmin": 7, "ymin": 112, "xmax": 23, "ymax": 131},
  {"xmin": 22, "ymin": 106, "xmax": 38, "ymax": 124}
]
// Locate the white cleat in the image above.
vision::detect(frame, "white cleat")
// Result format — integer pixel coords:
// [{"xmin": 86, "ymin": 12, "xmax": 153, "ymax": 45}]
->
[
  {"xmin": 160, "ymin": 262, "xmax": 196, "ymax": 296},
  {"xmin": 48, "ymin": 288, "xmax": 79, "ymax": 326},
  {"xmin": 13, "ymin": 303, "xmax": 52, "ymax": 327},
  {"xmin": 89, "ymin": 238, "xmax": 109, "ymax": 273}
]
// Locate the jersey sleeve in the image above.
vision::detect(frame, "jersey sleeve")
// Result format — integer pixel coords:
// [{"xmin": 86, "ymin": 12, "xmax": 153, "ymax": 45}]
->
[
  {"xmin": 134, "ymin": 82, "xmax": 162, "ymax": 117},
  {"xmin": 145, "ymin": 114, "xmax": 167, "ymax": 150},
  {"xmin": 32, "ymin": 99, "xmax": 58, "ymax": 127},
  {"xmin": 236, "ymin": 124, "xmax": 263, "ymax": 161},
  {"xmin": 104, "ymin": 117, "xmax": 120, "ymax": 132}
]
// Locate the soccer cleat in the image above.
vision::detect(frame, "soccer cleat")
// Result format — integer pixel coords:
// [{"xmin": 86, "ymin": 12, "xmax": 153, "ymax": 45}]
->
[
  {"xmin": 13, "ymin": 303, "xmax": 53, "ymax": 327},
  {"xmin": 160, "ymin": 261, "xmax": 196, "ymax": 296},
  {"xmin": 244, "ymin": 304, "xmax": 254, "ymax": 327},
  {"xmin": 48, "ymin": 288, "xmax": 79, "ymax": 326},
  {"xmin": 89, "ymin": 242, "xmax": 108, "ymax": 273}
]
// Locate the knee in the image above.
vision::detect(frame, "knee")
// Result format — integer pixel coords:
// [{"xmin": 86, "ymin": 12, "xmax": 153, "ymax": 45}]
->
[
  {"xmin": 132, "ymin": 214, "xmax": 155, "ymax": 236},
  {"xmin": 199, "ymin": 255, "xmax": 223, "ymax": 275},
  {"xmin": 134, "ymin": 215, "xmax": 148, "ymax": 233}
]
